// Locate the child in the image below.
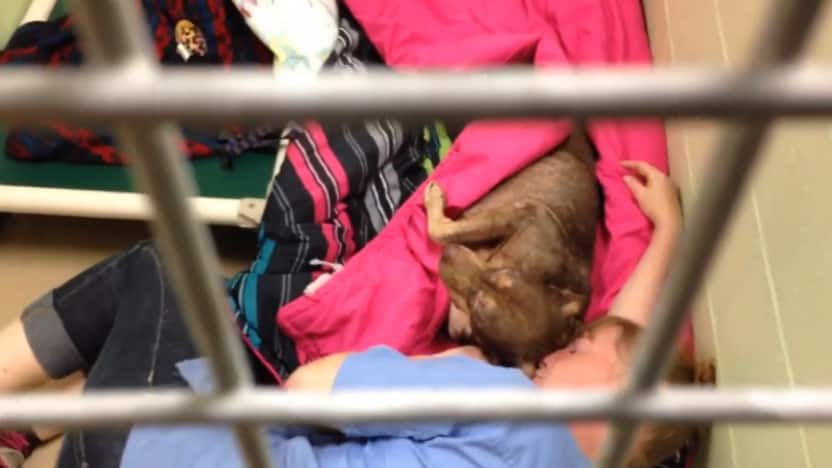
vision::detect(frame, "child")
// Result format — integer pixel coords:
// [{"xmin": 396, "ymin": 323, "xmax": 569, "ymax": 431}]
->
[{"xmin": 1, "ymin": 161, "xmax": 705, "ymax": 468}]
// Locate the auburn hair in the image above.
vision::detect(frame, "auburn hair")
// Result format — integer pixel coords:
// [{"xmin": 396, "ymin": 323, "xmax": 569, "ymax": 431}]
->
[{"xmin": 580, "ymin": 315, "xmax": 716, "ymax": 468}]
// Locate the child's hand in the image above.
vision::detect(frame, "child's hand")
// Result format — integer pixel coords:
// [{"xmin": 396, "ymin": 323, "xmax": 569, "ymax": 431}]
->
[{"xmin": 622, "ymin": 160, "xmax": 682, "ymax": 232}]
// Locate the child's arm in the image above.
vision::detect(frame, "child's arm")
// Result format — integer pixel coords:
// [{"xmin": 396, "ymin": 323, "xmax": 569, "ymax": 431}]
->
[
  {"xmin": 284, "ymin": 346, "xmax": 488, "ymax": 392},
  {"xmin": 282, "ymin": 346, "xmax": 496, "ymax": 441},
  {"xmin": 608, "ymin": 160, "xmax": 682, "ymax": 327},
  {"xmin": 284, "ymin": 352, "xmax": 351, "ymax": 392}
]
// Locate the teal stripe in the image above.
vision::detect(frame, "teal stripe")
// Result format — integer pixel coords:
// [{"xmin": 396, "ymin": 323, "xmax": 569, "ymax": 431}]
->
[
  {"xmin": 254, "ymin": 237, "xmax": 276, "ymax": 275},
  {"xmin": 240, "ymin": 274, "xmax": 261, "ymax": 347},
  {"xmin": 241, "ymin": 237, "xmax": 277, "ymax": 348}
]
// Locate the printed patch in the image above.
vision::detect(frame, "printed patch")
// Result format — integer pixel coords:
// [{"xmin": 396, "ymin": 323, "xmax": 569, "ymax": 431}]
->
[{"xmin": 175, "ymin": 19, "xmax": 208, "ymax": 62}]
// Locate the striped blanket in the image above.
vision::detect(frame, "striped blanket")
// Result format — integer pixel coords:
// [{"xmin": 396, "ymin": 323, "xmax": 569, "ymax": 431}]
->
[{"xmin": 227, "ymin": 15, "xmax": 451, "ymax": 379}]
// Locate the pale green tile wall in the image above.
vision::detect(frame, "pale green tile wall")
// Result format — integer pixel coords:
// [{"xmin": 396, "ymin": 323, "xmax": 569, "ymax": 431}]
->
[
  {"xmin": 0, "ymin": 0, "xmax": 33, "ymax": 47},
  {"xmin": 642, "ymin": 0, "xmax": 832, "ymax": 466}
]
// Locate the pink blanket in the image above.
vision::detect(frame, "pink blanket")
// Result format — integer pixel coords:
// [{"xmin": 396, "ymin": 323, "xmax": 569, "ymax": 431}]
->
[{"xmin": 277, "ymin": 0, "xmax": 671, "ymax": 364}]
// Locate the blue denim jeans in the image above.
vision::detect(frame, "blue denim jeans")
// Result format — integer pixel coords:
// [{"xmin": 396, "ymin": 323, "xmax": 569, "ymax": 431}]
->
[{"xmin": 22, "ymin": 241, "xmax": 234, "ymax": 468}]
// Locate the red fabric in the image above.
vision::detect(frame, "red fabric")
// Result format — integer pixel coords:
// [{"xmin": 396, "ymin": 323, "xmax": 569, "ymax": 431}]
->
[
  {"xmin": 278, "ymin": 0, "xmax": 682, "ymax": 364},
  {"xmin": 0, "ymin": 431, "xmax": 35, "ymax": 458}
]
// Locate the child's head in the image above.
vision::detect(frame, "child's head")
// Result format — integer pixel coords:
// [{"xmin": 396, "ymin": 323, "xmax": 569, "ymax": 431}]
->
[{"xmin": 533, "ymin": 315, "xmax": 714, "ymax": 468}]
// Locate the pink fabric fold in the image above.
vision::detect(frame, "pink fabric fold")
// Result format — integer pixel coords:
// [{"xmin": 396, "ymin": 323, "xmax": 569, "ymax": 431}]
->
[{"xmin": 278, "ymin": 0, "xmax": 676, "ymax": 364}]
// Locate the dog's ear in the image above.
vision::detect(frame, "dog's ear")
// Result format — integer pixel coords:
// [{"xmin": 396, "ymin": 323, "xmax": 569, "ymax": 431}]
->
[
  {"xmin": 483, "ymin": 268, "xmax": 520, "ymax": 290},
  {"xmin": 558, "ymin": 288, "xmax": 585, "ymax": 318}
]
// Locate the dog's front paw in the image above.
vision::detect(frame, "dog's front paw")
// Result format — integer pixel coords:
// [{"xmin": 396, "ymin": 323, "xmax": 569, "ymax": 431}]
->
[
  {"xmin": 424, "ymin": 181, "xmax": 447, "ymax": 213},
  {"xmin": 425, "ymin": 182, "xmax": 452, "ymax": 242}
]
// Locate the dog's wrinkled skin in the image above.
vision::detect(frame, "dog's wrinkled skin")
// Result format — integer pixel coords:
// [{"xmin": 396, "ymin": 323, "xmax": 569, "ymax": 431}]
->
[{"xmin": 426, "ymin": 129, "xmax": 600, "ymax": 376}]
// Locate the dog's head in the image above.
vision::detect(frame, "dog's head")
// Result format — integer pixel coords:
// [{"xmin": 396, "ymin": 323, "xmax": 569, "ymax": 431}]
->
[{"xmin": 439, "ymin": 244, "xmax": 586, "ymax": 364}]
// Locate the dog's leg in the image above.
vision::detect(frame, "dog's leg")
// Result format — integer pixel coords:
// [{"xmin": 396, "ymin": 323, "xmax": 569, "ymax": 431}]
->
[
  {"xmin": 424, "ymin": 181, "xmax": 448, "ymax": 220},
  {"xmin": 425, "ymin": 182, "xmax": 535, "ymax": 245}
]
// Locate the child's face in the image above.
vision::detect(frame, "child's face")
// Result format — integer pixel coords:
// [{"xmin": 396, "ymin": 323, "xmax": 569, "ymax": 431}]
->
[{"xmin": 532, "ymin": 322, "xmax": 628, "ymax": 390}]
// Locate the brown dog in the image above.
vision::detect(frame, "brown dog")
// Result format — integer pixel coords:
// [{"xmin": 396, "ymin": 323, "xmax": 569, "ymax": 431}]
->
[{"xmin": 425, "ymin": 129, "xmax": 600, "ymax": 375}]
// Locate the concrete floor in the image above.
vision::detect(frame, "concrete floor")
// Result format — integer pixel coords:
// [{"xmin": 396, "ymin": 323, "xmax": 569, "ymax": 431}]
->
[{"xmin": 0, "ymin": 213, "xmax": 257, "ymax": 467}]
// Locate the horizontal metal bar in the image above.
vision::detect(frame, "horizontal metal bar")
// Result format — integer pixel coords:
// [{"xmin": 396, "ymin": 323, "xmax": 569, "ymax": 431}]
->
[
  {"xmin": 1, "ymin": 388, "xmax": 831, "ymax": 429},
  {"xmin": 1, "ymin": 66, "xmax": 832, "ymax": 125}
]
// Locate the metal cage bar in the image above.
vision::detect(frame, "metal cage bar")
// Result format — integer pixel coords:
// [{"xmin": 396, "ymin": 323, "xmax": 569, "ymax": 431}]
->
[
  {"xmin": 0, "ymin": 0, "xmax": 829, "ymax": 466},
  {"xmin": 595, "ymin": 1, "xmax": 827, "ymax": 467},
  {"xmin": 67, "ymin": 1, "xmax": 273, "ymax": 468},
  {"xmin": 6, "ymin": 67, "xmax": 832, "ymax": 124},
  {"xmin": 1, "ymin": 387, "xmax": 832, "ymax": 429}
]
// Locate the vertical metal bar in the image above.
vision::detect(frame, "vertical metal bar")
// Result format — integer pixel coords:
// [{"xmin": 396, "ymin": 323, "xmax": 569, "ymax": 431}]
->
[
  {"xmin": 68, "ymin": 1, "xmax": 273, "ymax": 467},
  {"xmin": 596, "ymin": 1, "xmax": 826, "ymax": 467}
]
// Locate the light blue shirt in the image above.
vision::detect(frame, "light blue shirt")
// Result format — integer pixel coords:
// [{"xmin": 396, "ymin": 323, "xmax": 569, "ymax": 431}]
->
[{"xmin": 119, "ymin": 346, "xmax": 590, "ymax": 468}]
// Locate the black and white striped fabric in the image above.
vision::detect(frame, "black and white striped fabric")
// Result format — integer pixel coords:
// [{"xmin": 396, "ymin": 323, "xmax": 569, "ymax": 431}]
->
[{"xmin": 226, "ymin": 14, "xmax": 441, "ymax": 380}]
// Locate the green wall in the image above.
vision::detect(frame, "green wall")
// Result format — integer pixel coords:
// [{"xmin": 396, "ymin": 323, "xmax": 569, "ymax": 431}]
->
[{"xmin": 0, "ymin": 0, "xmax": 33, "ymax": 47}]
